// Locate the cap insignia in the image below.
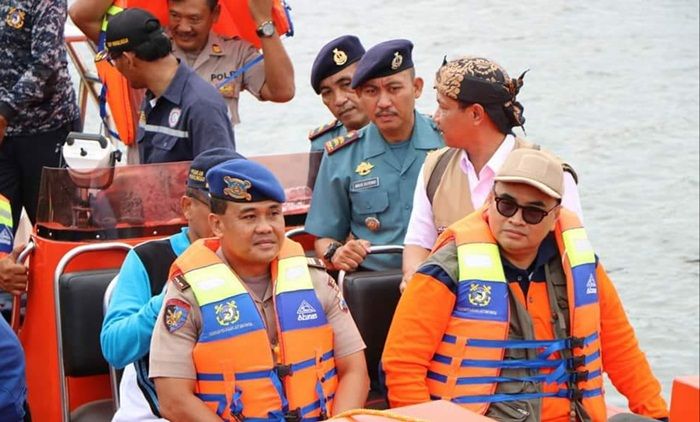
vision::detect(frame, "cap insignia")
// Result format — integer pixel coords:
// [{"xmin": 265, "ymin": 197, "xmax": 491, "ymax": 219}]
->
[
  {"xmin": 223, "ymin": 176, "xmax": 252, "ymax": 201},
  {"xmin": 332, "ymin": 48, "xmax": 348, "ymax": 66},
  {"xmin": 391, "ymin": 51, "xmax": 403, "ymax": 70}
]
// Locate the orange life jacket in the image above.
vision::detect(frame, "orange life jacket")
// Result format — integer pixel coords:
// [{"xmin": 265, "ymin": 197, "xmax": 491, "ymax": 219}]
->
[
  {"xmin": 0, "ymin": 194, "xmax": 12, "ymax": 255},
  {"xmin": 175, "ymin": 238, "xmax": 337, "ymax": 421},
  {"xmin": 96, "ymin": 3, "xmax": 137, "ymax": 145},
  {"xmin": 426, "ymin": 209, "xmax": 606, "ymax": 420}
]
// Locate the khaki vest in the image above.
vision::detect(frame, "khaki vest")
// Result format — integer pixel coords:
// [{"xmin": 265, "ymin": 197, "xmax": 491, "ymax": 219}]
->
[{"xmin": 422, "ymin": 137, "xmax": 535, "ymax": 233}]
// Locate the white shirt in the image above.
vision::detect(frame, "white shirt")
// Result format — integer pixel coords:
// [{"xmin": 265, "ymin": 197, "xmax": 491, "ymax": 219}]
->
[
  {"xmin": 112, "ymin": 364, "xmax": 168, "ymax": 422},
  {"xmin": 404, "ymin": 135, "xmax": 584, "ymax": 249}
]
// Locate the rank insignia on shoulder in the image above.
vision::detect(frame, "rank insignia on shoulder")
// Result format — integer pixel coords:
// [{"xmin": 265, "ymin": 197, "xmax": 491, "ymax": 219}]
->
[
  {"xmin": 308, "ymin": 119, "xmax": 340, "ymax": 141},
  {"xmin": 306, "ymin": 257, "xmax": 326, "ymax": 270},
  {"xmin": 172, "ymin": 275, "xmax": 190, "ymax": 292},
  {"xmin": 325, "ymin": 130, "xmax": 361, "ymax": 155}
]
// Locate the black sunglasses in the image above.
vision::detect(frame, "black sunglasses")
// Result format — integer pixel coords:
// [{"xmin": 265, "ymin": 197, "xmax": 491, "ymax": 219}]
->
[{"xmin": 493, "ymin": 194, "xmax": 559, "ymax": 225}]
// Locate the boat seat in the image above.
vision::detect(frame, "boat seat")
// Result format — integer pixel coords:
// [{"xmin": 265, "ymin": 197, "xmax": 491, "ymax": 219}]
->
[
  {"xmin": 59, "ymin": 269, "xmax": 119, "ymax": 421},
  {"xmin": 342, "ymin": 268, "xmax": 402, "ymax": 409}
]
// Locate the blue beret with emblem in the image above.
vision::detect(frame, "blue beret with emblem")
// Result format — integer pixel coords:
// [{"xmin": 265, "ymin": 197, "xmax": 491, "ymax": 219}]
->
[
  {"xmin": 351, "ymin": 39, "xmax": 414, "ymax": 89},
  {"xmin": 207, "ymin": 159, "xmax": 286, "ymax": 203},
  {"xmin": 311, "ymin": 35, "xmax": 366, "ymax": 94},
  {"xmin": 188, "ymin": 148, "xmax": 244, "ymax": 191}
]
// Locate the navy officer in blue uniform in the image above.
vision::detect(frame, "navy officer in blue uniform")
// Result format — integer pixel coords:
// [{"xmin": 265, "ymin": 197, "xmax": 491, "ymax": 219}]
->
[
  {"xmin": 306, "ymin": 39, "xmax": 444, "ymax": 272},
  {"xmin": 99, "ymin": 8, "xmax": 235, "ymax": 164},
  {"xmin": 0, "ymin": 316, "xmax": 28, "ymax": 421},
  {"xmin": 308, "ymin": 35, "xmax": 370, "ymax": 153}
]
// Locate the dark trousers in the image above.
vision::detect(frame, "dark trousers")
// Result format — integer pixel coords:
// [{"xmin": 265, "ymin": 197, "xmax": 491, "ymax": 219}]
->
[{"xmin": 0, "ymin": 124, "xmax": 75, "ymax": 234}]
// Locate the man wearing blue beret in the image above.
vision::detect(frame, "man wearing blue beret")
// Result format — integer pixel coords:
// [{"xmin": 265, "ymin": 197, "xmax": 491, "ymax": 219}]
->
[
  {"xmin": 101, "ymin": 148, "xmax": 241, "ymax": 421},
  {"xmin": 306, "ymin": 39, "xmax": 445, "ymax": 272},
  {"xmin": 150, "ymin": 159, "xmax": 369, "ymax": 421},
  {"xmin": 308, "ymin": 35, "xmax": 370, "ymax": 153}
]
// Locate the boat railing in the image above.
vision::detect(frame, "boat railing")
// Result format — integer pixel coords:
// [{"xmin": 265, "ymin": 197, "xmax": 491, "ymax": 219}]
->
[{"xmin": 10, "ymin": 240, "xmax": 36, "ymax": 333}]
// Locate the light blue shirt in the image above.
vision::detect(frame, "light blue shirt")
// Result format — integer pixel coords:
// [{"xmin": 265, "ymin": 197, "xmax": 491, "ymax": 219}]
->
[
  {"xmin": 306, "ymin": 112, "xmax": 444, "ymax": 270},
  {"xmin": 100, "ymin": 228, "xmax": 191, "ymax": 369}
]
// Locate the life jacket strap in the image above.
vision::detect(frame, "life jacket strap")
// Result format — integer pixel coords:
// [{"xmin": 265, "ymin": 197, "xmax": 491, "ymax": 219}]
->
[{"xmin": 431, "ymin": 387, "xmax": 603, "ymax": 405}]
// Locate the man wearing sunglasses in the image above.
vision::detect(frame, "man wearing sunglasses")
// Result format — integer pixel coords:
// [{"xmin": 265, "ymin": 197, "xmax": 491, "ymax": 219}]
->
[
  {"xmin": 95, "ymin": 8, "xmax": 236, "ymax": 164},
  {"xmin": 101, "ymin": 148, "xmax": 241, "ymax": 421},
  {"xmin": 401, "ymin": 56, "xmax": 583, "ymax": 292},
  {"xmin": 382, "ymin": 148, "xmax": 669, "ymax": 422}
]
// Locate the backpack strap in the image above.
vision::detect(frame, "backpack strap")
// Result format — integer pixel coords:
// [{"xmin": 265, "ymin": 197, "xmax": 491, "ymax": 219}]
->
[{"xmin": 426, "ymin": 148, "xmax": 459, "ymax": 205}]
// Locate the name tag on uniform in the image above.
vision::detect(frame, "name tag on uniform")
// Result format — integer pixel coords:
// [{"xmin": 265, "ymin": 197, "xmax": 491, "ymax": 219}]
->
[{"xmin": 351, "ymin": 177, "xmax": 379, "ymax": 191}]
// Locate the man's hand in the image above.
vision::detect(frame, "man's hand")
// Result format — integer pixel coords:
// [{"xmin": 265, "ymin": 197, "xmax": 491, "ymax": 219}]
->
[
  {"xmin": 248, "ymin": 0, "xmax": 274, "ymax": 25},
  {"xmin": 0, "ymin": 245, "xmax": 29, "ymax": 295},
  {"xmin": 331, "ymin": 239, "xmax": 371, "ymax": 273},
  {"xmin": 0, "ymin": 114, "xmax": 8, "ymax": 145}
]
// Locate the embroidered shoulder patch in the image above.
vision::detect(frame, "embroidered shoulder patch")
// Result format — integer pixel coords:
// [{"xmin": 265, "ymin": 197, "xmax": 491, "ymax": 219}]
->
[
  {"xmin": 308, "ymin": 119, "xmax": 340, "ymax": 141},
  {"xmin": 306, "ymin": 257, "xmax": 326, "ymax": 270},
  {"xmin": 172, "ymin": 274, "xmax": 190, "ymax": 291},
  {"xmin": 325, "ymin": 130, "xmax": 361, "ymax": 155},
  {"xmin": 164, "ymin": 298, "xmax": 190, "ymax": 333}
]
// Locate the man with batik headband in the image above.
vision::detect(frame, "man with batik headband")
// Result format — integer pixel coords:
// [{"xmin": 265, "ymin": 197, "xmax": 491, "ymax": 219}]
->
[
  {"xmin": 308, "ymin": 35, "xmax": 369, "ymax": 153},
  {"xmin": 306, "ymin": 39, "xmax": 444, "ymax": 273},
  {"xmin": 401, "ymin": 56, "xmax": 583, "ymax": 291},
  {"xmin": 150, "ymin": 159, "xmax": 369, "ymax": 421}
]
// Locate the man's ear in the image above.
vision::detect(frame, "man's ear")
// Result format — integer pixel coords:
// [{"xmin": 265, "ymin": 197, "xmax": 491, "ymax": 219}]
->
[
  {"xmin": 413, "ymin": 77, "xmax": 424, "ymax": 99},
  {"xmin": 472, "ymin": 103, "xmax": 486, "ymax": 123},
  {"xmin": 181, "ymin": 195, "xmax": 192, "ymax": 220},
  {"xmin": 208, "ymin": 213, "xmax": 224, "ymax": 238}
]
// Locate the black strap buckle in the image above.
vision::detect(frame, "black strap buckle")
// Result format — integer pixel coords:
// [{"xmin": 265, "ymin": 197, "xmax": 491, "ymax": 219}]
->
[
  {"xmin": 567, "ymin": 388, "xmax": 584, "ymax": 401},
  {"xmin": 568, "ymin": 336, "xmax": 585, "ymax": 349},
  {"xmin": 284, "ymin": 408, "xmax": 302, "ymax": 422},
  {"xmin": 275, "ymin": 364, "xmax": 294, "ymax": 378},
  {"xmin": 570, "ymin": 370, "xmax": 590, "ymax": 383},
  {"xmin": 567, "ymin": 355, "xmax": 585, "ymax": 369}
]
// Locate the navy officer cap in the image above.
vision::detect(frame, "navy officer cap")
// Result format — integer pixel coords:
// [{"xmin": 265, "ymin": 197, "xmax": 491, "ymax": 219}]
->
[
  {"xmin": 310, "ymin": 35, "xmax": 366, "ymax": 94},
  {"xmin": 188, "ymin": 148, "xmax": 244, "ymax": 191},
  {"xmin": 207, "ymin": 159, "xmax": 286, "ymax": 203},
  {"xmin": 351, "ymin": 39, "xmax": 414, "ymax": 89}
]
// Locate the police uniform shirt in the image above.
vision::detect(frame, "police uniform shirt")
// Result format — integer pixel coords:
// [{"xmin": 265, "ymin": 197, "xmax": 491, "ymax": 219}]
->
[
  {"xmin": 149, "ymin": 261, "xmax": 365, "ymax": 380},
  {"xmin": 305, "ymin": 112, "xmax": 444, "ymax": 271},
  {"xmin": 137, "ymin": 61, "xmax": 236, "ymax": 164},
  {"xmin": 172, "ymin": 32, "xmax": 265, "ymax": 126},
  {"xmin": 309, "ymin": 120, "xmax": 346, "ymax": 153}
]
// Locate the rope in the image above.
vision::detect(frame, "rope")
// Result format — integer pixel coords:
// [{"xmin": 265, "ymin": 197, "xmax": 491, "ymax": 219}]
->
[{"xmin": 330, "ymin": 408, "xmax": 429, "ymax": 421}]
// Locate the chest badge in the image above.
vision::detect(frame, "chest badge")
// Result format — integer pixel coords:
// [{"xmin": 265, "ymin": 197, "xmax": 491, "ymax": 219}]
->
[
  {"xmin": 215, "ymin": 300, "xmax": 240, "ymax": 326},
  {"xmin": 5, "ymin": 8, "xmax": 26, "ymax": 30},
  {"xmin": 168, "ymin": 107, "xmax": 181, "ymax": 127},
  {"xmin": 211, "ymin": 43, "xmax": 222, "ymax": 54},
  {"xmin": 355, "ymin": 161, "xmax": 374, "ymax": 176},
  {"xmin": 365, "ymin": 216, "xmax": 381, "ymax": 232}
]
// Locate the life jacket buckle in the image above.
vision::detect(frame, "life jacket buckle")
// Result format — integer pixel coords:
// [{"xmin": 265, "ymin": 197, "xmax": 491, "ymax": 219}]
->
[
  {"xmin": 566, "ymin": 388, "xmax": 584, "ymax": 401},
  {"xmin": 284, "ymin": 408, "xmax": 302, "ymax": 422},
  {"xmin": 567, "ymin": 355, "xmax": 585, "ymax": 369},
  {"xmin": 568, "ymin": 336, "xmax": 585, "ymax": 349},
  {"xmin": 570, "ymin": 370, "xmax": 589, "ymax": 383},
  {"xmin": 275, "ymin": 364, "xmax": 294, "ymax": 378}
]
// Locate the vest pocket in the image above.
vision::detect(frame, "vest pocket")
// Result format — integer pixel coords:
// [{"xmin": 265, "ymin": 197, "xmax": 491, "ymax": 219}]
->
[{"xmin": 485, "ymin": 400, "xmax": 535, "ymax": 421}]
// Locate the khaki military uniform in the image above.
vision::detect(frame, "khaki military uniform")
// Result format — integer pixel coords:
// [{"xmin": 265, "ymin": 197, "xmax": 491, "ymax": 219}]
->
[
  {"xmin": 149, "ymin": 253, "xmax": 366, "ymax": 380},
  {"xmin": 172, "ymin": 32, "xmax": 265, "ymax": 126}
]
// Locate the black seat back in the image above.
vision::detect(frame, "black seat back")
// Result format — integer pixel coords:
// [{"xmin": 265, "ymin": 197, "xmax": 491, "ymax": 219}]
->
[
  {"xmin": 59, "ymin": 269, "xmax": 119, "ymax": 377},
  {"xmin": 342, "ymin": 269, "xmax": 402, "ymax": 391}
]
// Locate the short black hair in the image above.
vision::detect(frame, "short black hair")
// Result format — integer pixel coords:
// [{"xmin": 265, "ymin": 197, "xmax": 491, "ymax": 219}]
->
[
  {"xmin": 168, "ymin": 0, "xmax": 219, "ymax": 11},
  {"xmin": 210, "ymin": 196, "xmax": 228, "ymax": 215}
]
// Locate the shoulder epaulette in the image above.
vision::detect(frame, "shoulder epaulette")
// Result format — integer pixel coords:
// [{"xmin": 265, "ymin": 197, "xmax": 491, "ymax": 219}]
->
[
  {"xmin": 308, "ymin": 119, "xmax": 341, "ymax": 141},
  {"xmin": 172, "ymin": 274, "xmax": 190, "ymax": 292},
  {"xmin": 306, "ymin": 257, "xmax": 326, "ymax": 270},
  {"xmin": 325, "ymin": 130, "xmax": 361, "ymax": 155}
]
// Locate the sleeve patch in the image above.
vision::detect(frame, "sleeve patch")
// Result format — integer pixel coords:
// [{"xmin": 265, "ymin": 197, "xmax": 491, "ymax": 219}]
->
[{"xmin": 164, "ymin": 298, "xmax": 191, "ymax": 333}]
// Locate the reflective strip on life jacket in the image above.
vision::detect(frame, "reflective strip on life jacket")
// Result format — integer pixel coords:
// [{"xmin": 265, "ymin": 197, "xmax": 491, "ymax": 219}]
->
[
  {"xmin": 180, "ymin": 239, "xmax": 336, "ymax": 420},
  {"xmin": 427, "ymin": 209, "xmax": 605, "ymax": 417},
  {"xmin": 139, "ymin": 124, "xmax": 189, "ymax": 139}
]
